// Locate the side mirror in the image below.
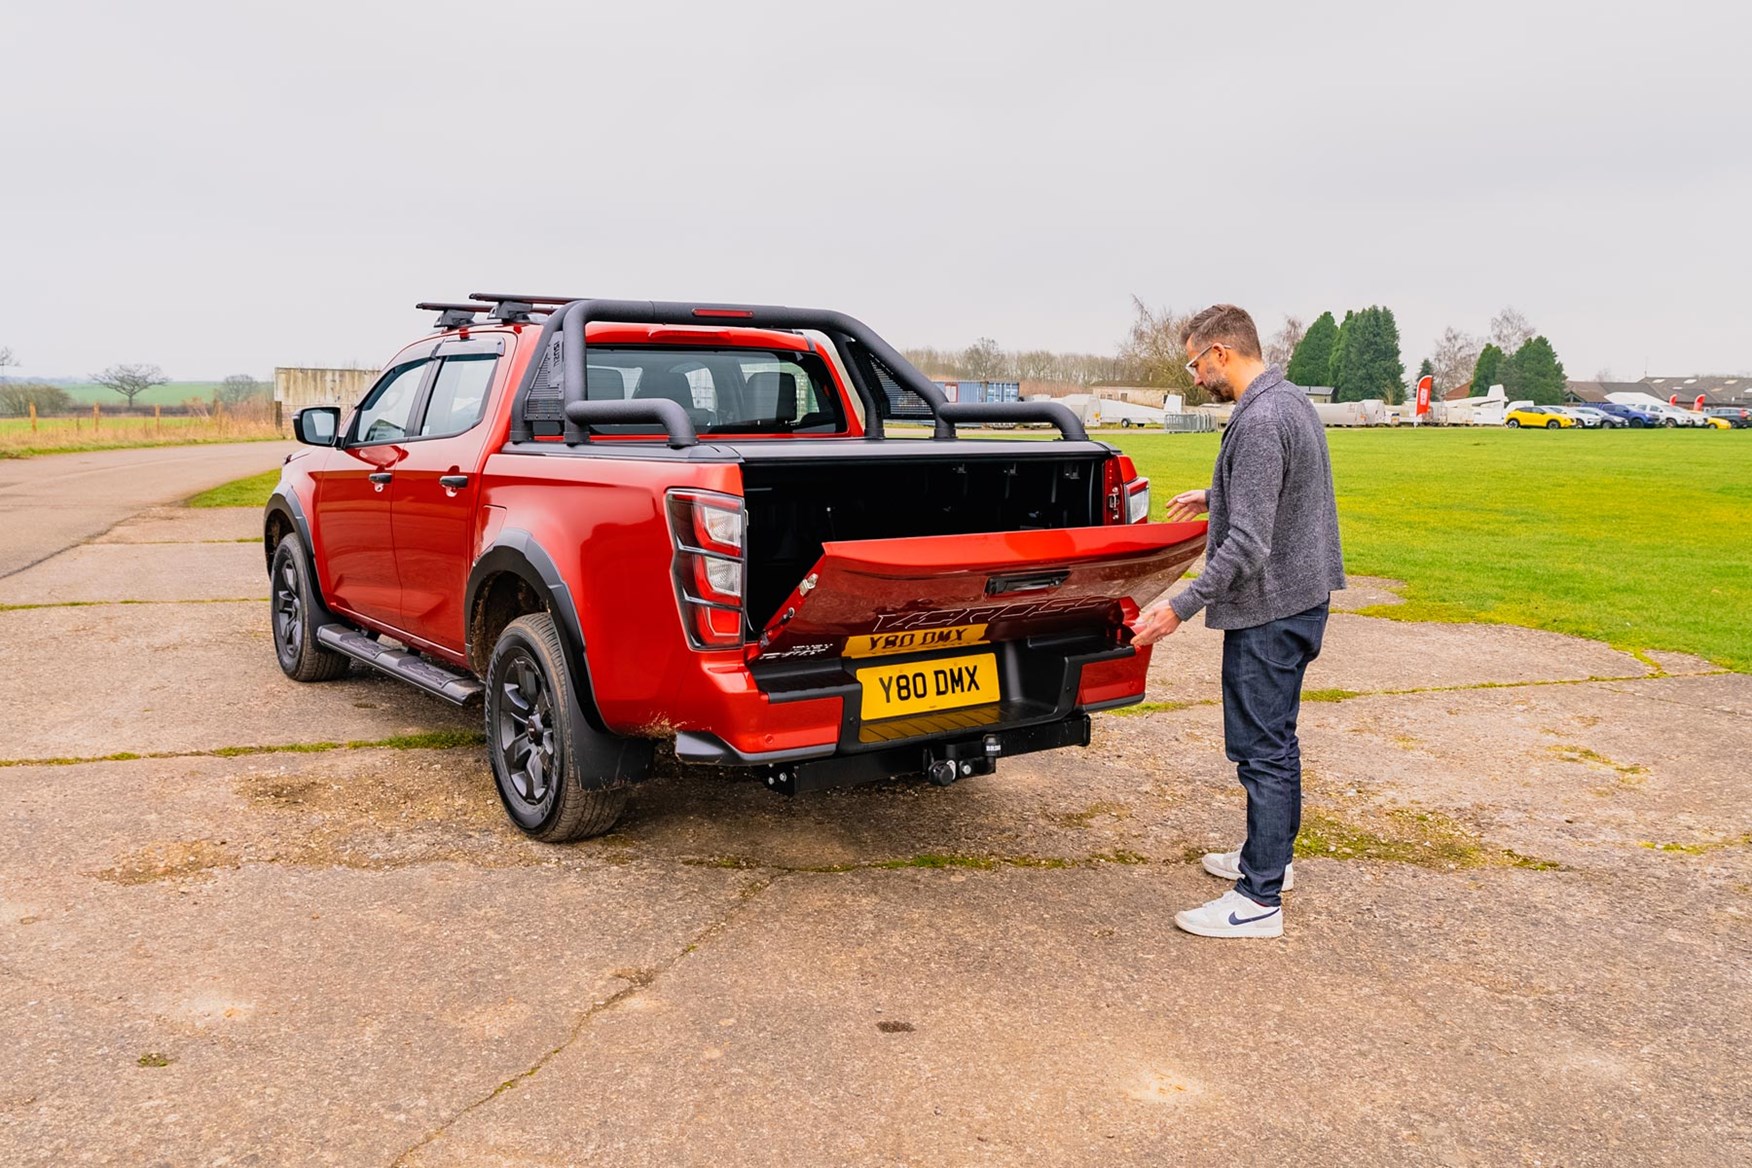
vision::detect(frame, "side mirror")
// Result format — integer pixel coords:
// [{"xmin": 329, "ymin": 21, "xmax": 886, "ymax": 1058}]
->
[{"xmin": 294, "ymin": 406, "xmax": 341, "ymax": 446}]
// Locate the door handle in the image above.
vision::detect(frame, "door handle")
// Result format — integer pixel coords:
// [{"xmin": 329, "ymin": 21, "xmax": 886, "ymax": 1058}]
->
[
  {"xmin": 368, "ymin": 472, "xmax": 393, "ymax": 484},
  {"xmin": 438, "ymin": 474, "xmax": 470, "ymax": 490}
]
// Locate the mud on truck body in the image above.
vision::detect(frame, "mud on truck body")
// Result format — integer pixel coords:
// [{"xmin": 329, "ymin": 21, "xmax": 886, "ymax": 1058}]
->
[{"xmin": 264, "ymin": 296, "xmax": 1207, "ymax": 840}]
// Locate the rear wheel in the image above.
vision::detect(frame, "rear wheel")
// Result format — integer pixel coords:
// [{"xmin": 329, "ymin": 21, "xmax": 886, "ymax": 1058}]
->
[
  {"xmin": 1663, "ymin": 418, "xmax": 1676, "ymax": 427},
  {"xmin": 270, "ymin": 535, "xmax": 350, "ymax": 682},
  {"xmin": 486, "ymin": 612, "xmax": 629, "ymax": 841},
  {"xmin": 1506, "ymin": 418, "xmax": 1520, "ymax": 428}
]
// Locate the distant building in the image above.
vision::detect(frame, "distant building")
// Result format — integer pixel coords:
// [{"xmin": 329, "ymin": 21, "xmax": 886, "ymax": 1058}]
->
[
  {"xmin": 1303, "ymin": 386, "xmax": 1335, "ymax": 403},
  {"xmin": 1641, "ymin": 375, "xmax": 1750, "ymax": 406},
  {"xmin": 1566, "ymin": 376, "xmax": 1752, "ymax": 407}
]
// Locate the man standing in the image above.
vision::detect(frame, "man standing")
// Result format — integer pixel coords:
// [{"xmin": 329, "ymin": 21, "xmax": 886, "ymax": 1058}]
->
[{"xmin": 1128, "ymin": 304, "xmax": 1345, "ymax": 939}]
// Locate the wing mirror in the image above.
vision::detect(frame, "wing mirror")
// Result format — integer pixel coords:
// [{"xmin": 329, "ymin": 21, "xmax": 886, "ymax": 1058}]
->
[{"xmin": 294, "ymin": 406, "xmax": 341, "ymax": 446}]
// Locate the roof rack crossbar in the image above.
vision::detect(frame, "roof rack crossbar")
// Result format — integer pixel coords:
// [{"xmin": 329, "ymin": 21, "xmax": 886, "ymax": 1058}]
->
[{"xmin": 415, "ymin": 302, "xmax": 488, "ymax": 330}]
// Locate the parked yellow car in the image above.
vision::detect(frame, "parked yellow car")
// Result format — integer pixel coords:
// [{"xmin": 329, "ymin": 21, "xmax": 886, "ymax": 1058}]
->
[
  {"xmin": 1701, "ymin": 415, "xmax": 1733, "ymax": 430},
  {"xmin": 1504, "ymin": 406, "xmax": 1575, "ymax": 429}
]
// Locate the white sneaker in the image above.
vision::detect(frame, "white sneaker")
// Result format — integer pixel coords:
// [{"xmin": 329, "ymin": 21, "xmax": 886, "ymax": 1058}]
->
[
  {"xmin": 1174, "ymin": 889, "xmax": 1284, "ymax": 938},
  {"xmin": 1201, "ymin": 848, "xmax": 1294, "ymax": 891}
]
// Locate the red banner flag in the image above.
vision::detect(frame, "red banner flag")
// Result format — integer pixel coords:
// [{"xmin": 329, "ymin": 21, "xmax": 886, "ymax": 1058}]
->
[{"xmin": 1415, "ymin": 375, "xmax": 1432, "ymax": 416}]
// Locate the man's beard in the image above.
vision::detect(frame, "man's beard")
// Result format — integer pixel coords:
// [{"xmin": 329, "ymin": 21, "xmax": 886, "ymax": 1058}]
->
[{"xmin": 1203, "ymin": 374, "xmax": 1237, "ymax": 402}]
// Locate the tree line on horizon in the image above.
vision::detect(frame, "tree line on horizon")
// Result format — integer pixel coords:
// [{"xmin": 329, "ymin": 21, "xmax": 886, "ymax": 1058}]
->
[
  {"xmin": 0, "ymin": 346, "xmax": 272, "ymax": 417},
  {"xmin": 902, "ymin": 300, "xmax": 1570, "ymax": 408}
]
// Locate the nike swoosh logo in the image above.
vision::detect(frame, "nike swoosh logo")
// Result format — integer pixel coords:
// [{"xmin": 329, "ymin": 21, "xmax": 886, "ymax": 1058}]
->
[{"xmin": 1228, "ymin": 908, "xmax": 1280, "ymax": 925}]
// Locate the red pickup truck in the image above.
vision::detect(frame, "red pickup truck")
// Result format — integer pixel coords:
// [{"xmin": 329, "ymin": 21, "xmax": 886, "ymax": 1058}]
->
[{"xmin": 265, "ymin": 296, "xmax": 1206, "ymax": 840}]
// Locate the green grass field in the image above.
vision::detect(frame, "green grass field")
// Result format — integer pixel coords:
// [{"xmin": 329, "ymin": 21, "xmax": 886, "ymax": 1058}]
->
[
  {"xmin": 1111, "ymin": 428, "xmax": 1752, "ymax": 673},
  {"xmin": 58, "ymin": 381, "xmax": 228, "ymax": 407},
  {"xmin": 191, "ymin": 427, "xmax": 1752, "ymax": 673}
]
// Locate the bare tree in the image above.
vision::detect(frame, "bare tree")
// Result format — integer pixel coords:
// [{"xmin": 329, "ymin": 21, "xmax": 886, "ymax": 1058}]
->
[
  {"xmin": 92, "ymin": 363, "xmax": 169, "ymax": 409},
  {"xmin": 218, "ymin": 373, "xmax": 268, "ymax": 405},
  {"xmin": 1116, "ymin": 296, "xmax": 1202, "ymax": 403},
  {"xmin": 1265, "ymin": 316, "xmax": 1306, "ymax": 368},
  {"xmin": 1593, "ymin": 367, "xmax": 1615, "ymax": 382},
  {"xmin": 960, "ymin": 337, "xmax": 1007, "ymax": 381},
  {"xmin": 0, "ymin": 346, "xmax": 16, "ymax": 375},
  {"xmin": 1489, "ymin": 307, "xmax": 1536, "ymax": 354},
  {"xmin": 1429, "ymin": 326, "xmax": 1483, "ymax": 392}
]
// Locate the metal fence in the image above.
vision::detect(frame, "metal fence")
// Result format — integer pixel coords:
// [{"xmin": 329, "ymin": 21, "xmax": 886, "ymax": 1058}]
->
[{"xmin": 1161, "ymin": 412, "xmax": 1216, "ymax": 433}]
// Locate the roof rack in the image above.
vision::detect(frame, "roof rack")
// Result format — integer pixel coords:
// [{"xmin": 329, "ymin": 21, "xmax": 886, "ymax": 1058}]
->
[
  {"xmin": 414, "ymin": 301, "xmax": 490, "ymax": 330},
  {"xmin": 466, "ymin": 292, "xmax": 584, "ymax": 324}
]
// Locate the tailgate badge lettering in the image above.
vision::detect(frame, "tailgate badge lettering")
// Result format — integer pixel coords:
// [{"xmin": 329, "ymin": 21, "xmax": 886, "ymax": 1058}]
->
[{"xmin": 844, "ymin": 623, "xmax": 989, "ymax": 658}]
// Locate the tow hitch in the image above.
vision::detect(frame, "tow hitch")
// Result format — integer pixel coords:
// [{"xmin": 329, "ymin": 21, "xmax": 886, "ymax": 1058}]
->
[{"xmin": 762, "ymin": 717, "xmax": 1089, "ymax": 797}]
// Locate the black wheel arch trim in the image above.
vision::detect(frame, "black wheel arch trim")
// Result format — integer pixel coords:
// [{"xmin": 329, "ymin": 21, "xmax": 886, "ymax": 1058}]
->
[
  {"xmin": 466, "ymin": 530, "xmax": 611, "ymax": 734},
  {"xmin": 265, "ymin": 487, "xmax": 340, "ymax": 628}
]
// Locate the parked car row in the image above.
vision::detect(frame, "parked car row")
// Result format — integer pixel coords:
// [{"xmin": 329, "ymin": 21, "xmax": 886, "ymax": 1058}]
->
[{"xmin": 1503, "ymin": 401, "xmax": 1749, "ymax": 430}]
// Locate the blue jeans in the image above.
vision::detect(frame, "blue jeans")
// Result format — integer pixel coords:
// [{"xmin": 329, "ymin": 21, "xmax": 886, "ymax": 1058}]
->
[{"xmin": 1221, "ymin": 601, "xmax": 1329, "ymax": 907}]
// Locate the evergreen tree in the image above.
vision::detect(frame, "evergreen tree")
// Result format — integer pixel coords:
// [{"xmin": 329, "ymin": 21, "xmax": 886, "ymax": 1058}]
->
[
  {"xmin": 1329, "ymin": 306, "xmax": 1405, "ymax": 403},
  {"xmin": 1501, "ymin": 336, "xmax": 1567, "ymax": 405},
  {"xmin": 1285, "ymin": 310, "xmax": 1338, "ymax": 387},
  {"xmin": 1470, "ymin": 344, "xmax": 1505, "ymax": 397},
  {"xmin": 1418, "ymin": 357, "xmax": 1434, "ymax": 381},
  {"xmin": 1326, "ymin": 310, "xmax": 1354, "ymax": 391}
]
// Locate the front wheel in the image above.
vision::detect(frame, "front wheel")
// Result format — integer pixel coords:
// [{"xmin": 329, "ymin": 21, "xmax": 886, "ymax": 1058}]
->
[
  {"xmin": 486, "ymin": 612, "xmax": 630, "ymax": 841},
  {"xmin": 1663, "ymin": 418, "xmax": 1676, "ymax": 427},
  {"xmin": 1547, "ymin": 420, "xmax": 1561, "ymax": 429},
  {"xmin": 1506, "ymin": 418, "xmax": 1520, "ymax": 428},
  {"xmin": 270, "ymin": 535, "xmax": 350, "ymax": 682}
]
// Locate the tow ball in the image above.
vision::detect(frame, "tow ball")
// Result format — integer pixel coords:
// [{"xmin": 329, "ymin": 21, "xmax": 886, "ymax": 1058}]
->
[{"xmin": 928, "ymin": 734, "xmax": 1005, "ymax": 787}]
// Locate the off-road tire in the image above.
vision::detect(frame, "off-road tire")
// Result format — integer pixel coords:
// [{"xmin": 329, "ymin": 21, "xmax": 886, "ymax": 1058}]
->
[
  {"xmin": 270, "ymin": 535, "xmax": 350, "ymax": 682},
  {"xmin": 486, "ymin": 612, "xmax": 628, "ymax": 842}
]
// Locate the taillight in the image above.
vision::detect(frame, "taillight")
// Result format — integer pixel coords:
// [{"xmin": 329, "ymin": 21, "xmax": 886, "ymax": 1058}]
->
[
  {"xmin": 666, "ymin": 489, "xmax": 745, "ymax": 649},
  {"xmin": 1102, "ymin": 455, "xmax": 1150, "ymax": 524},
  {"xmin": 1125, "ymin": 477, "xmax": 1151, "ymax": 524}
]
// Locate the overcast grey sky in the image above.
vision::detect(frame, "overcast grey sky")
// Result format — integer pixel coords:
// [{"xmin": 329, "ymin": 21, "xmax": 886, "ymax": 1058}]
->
[{"xmin": 3, "ymin": 0, "xmax": 1748, "ymax": 381}]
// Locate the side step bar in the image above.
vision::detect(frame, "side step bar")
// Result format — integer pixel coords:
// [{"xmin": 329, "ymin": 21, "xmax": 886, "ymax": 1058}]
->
[{"xmin": 316, "ymin": 624, "xmax": 484, "ymax": 705}]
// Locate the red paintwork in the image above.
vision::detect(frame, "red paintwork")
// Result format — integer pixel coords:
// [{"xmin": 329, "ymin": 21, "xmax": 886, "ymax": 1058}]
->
[
  {"xmin": 754, "ymin": 525, "xmax": 1208, "ymax": 661},
  {"xmin": 281, "ymin": 313, "xmax": 1196, "ymax": 761}
]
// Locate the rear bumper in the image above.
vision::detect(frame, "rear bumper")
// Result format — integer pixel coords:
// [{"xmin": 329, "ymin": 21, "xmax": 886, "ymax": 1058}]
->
[{"xmin": 671, "ymin": 634, "xmax": 1145, "ymax": 769}]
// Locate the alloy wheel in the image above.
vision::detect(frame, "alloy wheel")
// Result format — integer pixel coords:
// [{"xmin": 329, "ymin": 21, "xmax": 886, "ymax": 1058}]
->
[
  {"xmin": 273, "ymin": 557, "xmax": 302, "ymax": 660},
  {"xmin": 497, "ymin": 652, "xmax": 557, "ymax": 806}
]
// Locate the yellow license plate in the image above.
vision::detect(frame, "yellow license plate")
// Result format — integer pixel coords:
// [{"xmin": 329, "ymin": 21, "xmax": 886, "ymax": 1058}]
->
[{"xmin": 857, "ymin": 652, "xmax": 1000, "ymax": 721}]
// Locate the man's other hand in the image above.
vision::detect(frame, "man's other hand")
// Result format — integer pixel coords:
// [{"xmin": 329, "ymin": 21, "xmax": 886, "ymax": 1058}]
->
[
  {"xmin": 1128, "ymin": 602, "xmax": 1181, "ymax": 646},
  {"xmin": 1164, "ymin": 489, "xmax": 1209, "ymax": 523}
]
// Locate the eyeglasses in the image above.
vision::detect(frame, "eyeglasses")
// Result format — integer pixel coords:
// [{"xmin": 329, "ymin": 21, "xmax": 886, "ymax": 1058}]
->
[{"xmin": 1184, "ymin": 343, "xmax": 1222, "ymax": 376}]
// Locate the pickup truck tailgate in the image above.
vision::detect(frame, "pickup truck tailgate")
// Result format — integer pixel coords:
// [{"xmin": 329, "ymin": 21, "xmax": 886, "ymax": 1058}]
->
[{"xmin": 752, "ymin": 522, "xmax": 1207, "ymax": 662}]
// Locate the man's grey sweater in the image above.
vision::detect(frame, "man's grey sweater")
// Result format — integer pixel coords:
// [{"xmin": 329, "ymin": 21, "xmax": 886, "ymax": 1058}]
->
[{"xmin": 1168, "ymin": 365, "xmax": 1346, "ymax": 629}]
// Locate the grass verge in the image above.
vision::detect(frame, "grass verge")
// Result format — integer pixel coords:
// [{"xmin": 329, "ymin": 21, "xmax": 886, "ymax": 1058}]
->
[
  {"xmin": 1111, "ymin": 429, "xmax": 1752, "ymax": 672},
  {"xmin": 187, "ymin": 469, "xmax": 281, "ymax": 508}
]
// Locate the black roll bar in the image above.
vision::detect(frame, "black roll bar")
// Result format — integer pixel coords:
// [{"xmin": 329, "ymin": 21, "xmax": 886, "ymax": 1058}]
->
[
  {"xmin": 508, "ymin": 300, "xmax": 1088, "ymax": 445},
  {"xmin": 563, "ymin": 399, "xmax": 698, "ymax": 449}
]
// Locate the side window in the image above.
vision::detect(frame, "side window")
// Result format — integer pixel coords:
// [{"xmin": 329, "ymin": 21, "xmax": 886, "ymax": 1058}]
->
[
  {"xmin": 419, "ymin": 355, "xmax": 498, "ymax": 437},
  {"xmin": 353, "ymin": 360, "xmax": 428, "ymax": 445}
]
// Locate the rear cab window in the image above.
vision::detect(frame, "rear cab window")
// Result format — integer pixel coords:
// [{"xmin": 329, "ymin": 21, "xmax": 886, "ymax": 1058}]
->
[{"xmin": 583, "ymin": 346, "xmax": 850, "ymax": 436}]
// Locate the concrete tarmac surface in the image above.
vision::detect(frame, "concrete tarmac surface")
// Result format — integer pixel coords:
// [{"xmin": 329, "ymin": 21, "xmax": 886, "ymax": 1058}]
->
[{"xmin": 0, "ymin": 451, "xmax": 1747, "ymax": 1166}]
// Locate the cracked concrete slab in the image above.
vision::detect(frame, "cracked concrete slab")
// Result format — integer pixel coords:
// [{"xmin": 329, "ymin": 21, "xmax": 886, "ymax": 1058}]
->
[
  {"xmin": 89, "ymin": 504, "xmax": 262, "ymax": 545},
  {"xmin": 394, "ymin": 864, "xmax": 1752, "ymax": 1168},
  {"xmin": 0, "ymin": 541, "xmax": 266, "ymax": 605},
  {"xmin": 2, "ymin": 453, "xmax": 1748, "ymax": 1165},
  {"xmin": 0, "ymin": 603, "xmax": 476, "ymax": 760}
]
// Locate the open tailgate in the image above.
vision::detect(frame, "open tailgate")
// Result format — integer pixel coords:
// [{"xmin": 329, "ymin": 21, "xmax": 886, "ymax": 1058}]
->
[{"xmin": 752, "ymin": 522, "xmax": 1207, "ymax": 662}]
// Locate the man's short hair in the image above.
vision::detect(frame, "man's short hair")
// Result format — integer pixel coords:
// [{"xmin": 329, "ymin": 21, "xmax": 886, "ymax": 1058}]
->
[{"xmin": 1180, "ymin": 304, "xmax": 1262, "ymax": 360}]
